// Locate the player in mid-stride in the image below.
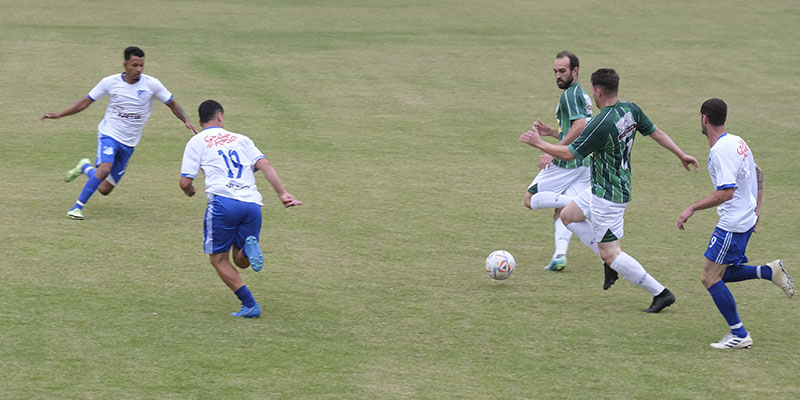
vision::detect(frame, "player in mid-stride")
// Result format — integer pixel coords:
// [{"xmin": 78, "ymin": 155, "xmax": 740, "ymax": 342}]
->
[
  {"xmin": 523, "ymin": 51, "xmax": 592, "ymax": 272},
  {"xmin": 42, "ymin": 46, "xmax": 197, "ymax": 220},
  {"xmin": 520, "ymin": 68, "xmax": 699, "ymax": 313},
  {"xmin": 180, "ymin": 100, "xmax": 301, "ymax": 318},
  {"xmin": 678, "ymin": 98, "xmax": 794, "ymax": 349}
]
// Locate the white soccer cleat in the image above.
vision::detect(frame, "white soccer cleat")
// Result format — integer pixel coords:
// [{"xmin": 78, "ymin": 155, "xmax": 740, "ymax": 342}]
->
[
  {"xmin": 710, "ymin": 333, "xmax": 752, "ymax": 349},
  {"xmin": 767, "ymin": 260, "xmax": 794, "ymax": 299}
]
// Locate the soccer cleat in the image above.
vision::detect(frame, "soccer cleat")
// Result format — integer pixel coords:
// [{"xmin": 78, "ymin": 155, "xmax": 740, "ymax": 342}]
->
[
  {"xmin": 603, "ymin": 263, "xmax": 618, "ymax": 290},
  {"xmin": 710, "ymin": 332, "xmax": 753, "ymax": 349},
  {"xmin": 65, "ymin": 158, "xmax": 92, "ymax": 183},
  {"xmin": 244, "ymin": 235, "xmax": 264, "ymax": 272},
  {"xmin": 232, "ymin": 302, "xmax": 261, "ymax": 318},
  {"xmin": 643, "ymin": 288, "xmax": 675, "ymax": 313},
  {"xmin": 66, "ymin": 208, "xmax": 84, "ymax": 220},
  {"xmin": 767, "ymin": 260, "xmax": 794, "ymax": 299},
  {"xmin": 544, "ymin": 255, "xmax": 567, "ymax": 271}
]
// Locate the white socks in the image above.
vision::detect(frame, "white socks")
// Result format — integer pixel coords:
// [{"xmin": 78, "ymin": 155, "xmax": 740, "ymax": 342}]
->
[
  {"xmin": 530, "ymin": 192, "xmax": 572, "ymax": 209},
  {"xmin": 566, "ymin": 221, "xmax": 599, "ymax": 255},
  {"xmin": 553, "ymin": 218, "xmax": 572, "ymax": 258},
  {"xmin": 610, "ymin": 252, "xmax": 665, "ymax": 296}
]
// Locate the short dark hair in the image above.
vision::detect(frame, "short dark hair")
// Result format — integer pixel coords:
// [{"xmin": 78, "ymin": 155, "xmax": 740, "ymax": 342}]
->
[
  {"xmin": 556, "ymin": 50, "xmax": 579, "ymax": 70},
  {"xmin": 591, "ymin": 68, "xmax": 619, "ymax": 95},
  {"xmin": 124, "ymin": 46, "xmax": 145, "ymax": 60},
  {"xmin": 198, "ymin": 100, "xmax": 224, "ymax": 124},
  {"xmin": 701, "ymin": 98, "xmax": 727, "ymax": 126}
]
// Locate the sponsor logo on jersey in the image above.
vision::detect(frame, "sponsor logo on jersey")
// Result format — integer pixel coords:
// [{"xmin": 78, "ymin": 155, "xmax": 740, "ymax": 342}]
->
[
  {"xmin": 111, "ymin": 105, "xmax": 142, "ymax": 120},
  {"xmin": 204, "ymin": 133, "xmax": 239, "ymax": 148}
]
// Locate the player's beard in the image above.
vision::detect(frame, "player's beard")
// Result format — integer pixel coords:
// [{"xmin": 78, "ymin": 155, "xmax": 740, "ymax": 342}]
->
[{"xmin": 557, "ymin": 74, "xmax": 574, "ymax": 90}]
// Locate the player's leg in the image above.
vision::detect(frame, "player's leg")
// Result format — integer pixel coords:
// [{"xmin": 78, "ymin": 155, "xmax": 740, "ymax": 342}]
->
[
  {"xmin": 98, "ymin": 141, "xmax": 134, "ymax": 195},
  {"xmin": 231, "ymin": 201, "xmax": 264, "ymax": 272},
  {"xmin": 703, "ymin": 260, "xmax": 752, "ymax": 348},
  {"xmin": 527, "ymin": 167, "xmax": 579, "ymax": 271},
  {"xmin": 589, "ymin": 198, "xmax": 673, "ymax": 311},
  {"xmin": 205, "ymin": 196, "xmax": 260, "ymax": 318}
]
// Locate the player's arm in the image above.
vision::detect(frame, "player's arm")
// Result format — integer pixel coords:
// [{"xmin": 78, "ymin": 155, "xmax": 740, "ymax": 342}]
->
[
  {"xmin": 179, "ymin": 176, "xmax": 196, "ymax": 197},
  {"xmin": 648, "ymin": 129, "xmax": 699, "ymax": 172},
  {"xmin": 165, "ymin": 99, "xmax": 198, "ymax": 134},
  {"xmin": 677, "ymin": 187, "xmax": 734, "ymax": 230},
  {"xmin": 754, "ymin": 164, "xmax": 763, "ymax": 232},
  {"xmin": 532, "ymin": 120, "xmax": 559, "ymax": 138},
  {"xmin": 519, "ymin": 128, "xmax": 575, "ymax": 161},
  {"xmin": 41, "ymin": 96, "xmax": 93, "ymax": 120},
  {"xmin": 254, "ymin": 158, "xmax": 302, "ymax": 207}
]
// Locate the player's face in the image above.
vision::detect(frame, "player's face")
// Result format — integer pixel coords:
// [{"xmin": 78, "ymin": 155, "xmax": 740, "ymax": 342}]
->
[
  {"xmin": 123, "ymin": 56, "xmax": 145, "ymax": 83},
  {"xmin": 553, "ymin": 57, "xmax": 576, "ymax": 90},
  {"xmin": 700, "ymin": 113, "xmax": 708, "ymax": 135}
]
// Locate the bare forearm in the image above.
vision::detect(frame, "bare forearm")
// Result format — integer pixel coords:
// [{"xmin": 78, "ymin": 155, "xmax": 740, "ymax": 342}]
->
[
  {"xmin": 43, "ymin": 97, "xmax": 93, "ymax": 119},
  {"xmin": 179, "ymin": 177, "xmax": 196, "ymax": 197},
  {"xmin": 556, "ymin": 118, "xmax": 586, "ymax": 146},
  {"xmin": 689, "ymin": 189, "xmax": 733, "ymax": 213},
  {"xmin": 255, "ymin": 158, "xmax": 287, "ymax": 196},
  {"xmin": 650, "ymin": 129, "xmax": 685, "ymax": 157},
  {"xmin": 755, "ymin": 165, "xmax": 763, "ymax": 212}
]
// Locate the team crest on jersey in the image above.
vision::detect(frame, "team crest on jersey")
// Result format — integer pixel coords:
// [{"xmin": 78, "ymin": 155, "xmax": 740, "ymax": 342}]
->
[{"xmin": 137, "ymin": 90, "xmax": 148, "ymax": 99}]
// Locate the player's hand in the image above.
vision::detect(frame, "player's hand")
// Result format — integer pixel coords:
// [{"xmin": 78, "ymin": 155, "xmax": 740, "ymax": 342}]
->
[
  {"xmin": 519, "ymin": 129, "xmax": 542, "ymax": 147},
  {"xmin": 680, "ymin": 154, "xmax": 699, "ymax": 172},
  {"xmin": 677, "ymin": 207, "xmax": 694, "ymax": 230},
  {"xmin": 280, "ymin": 192, "xmax": 302, "ymax": 207},
  {"xmin": 40, "ymin": 113, "xmax": 60, "ymax": 120},
  {"xmin": 538, "ymin": 153, "xmax": 554, "ymax": 170},
  {"xmin": 185, "ymin": 121, "xmax": 199, "ymax": 134},
  {"xmin": 184, "ymin": 185, "xmax": 196, "ymax": 197},
  {"xmin": 533, "ymin": 120, "xmax": 556, "ymax": 138}
]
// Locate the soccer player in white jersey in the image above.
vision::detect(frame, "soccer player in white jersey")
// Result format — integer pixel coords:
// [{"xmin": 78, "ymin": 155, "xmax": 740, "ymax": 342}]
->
[
  {"xmin": 41, "ymin": 46, "xmax": 197, "ymax": 220},
  {"xmin": 678, "ymin": 98, "xmax": 794, "ymax": 349},
  {"xmin": 523, "ymin": 51, "xmax": 592, "ymax": 273},
  {"xmin": 180, "ymin": 100, "xmax": 301, "ymax": 318}
]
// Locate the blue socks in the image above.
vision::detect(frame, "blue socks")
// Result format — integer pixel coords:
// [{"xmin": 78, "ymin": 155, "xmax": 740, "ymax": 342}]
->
[
  {"xmin": 708, "ymin": 281, "xmax": 747, "ymax": 338},
  {"xmin": 723, "ymin": 264, "xmax": 772, "ymax": 282},
  {"xmin": 83, "ymin": 164, "xmax": 96, "ymax": 178},
  {"xmin": 72, "ymin": 175, "xmax": 102, "ymax": 210},
  {"xmin": 234, "ymin": 285, "xmax": 257, "ymax": 308}
]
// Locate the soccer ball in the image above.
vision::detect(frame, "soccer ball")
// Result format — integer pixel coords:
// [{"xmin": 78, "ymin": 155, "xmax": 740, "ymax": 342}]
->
[{"xmin": 485, "ymin": 250, "xmax": 515, "ymax": 280}]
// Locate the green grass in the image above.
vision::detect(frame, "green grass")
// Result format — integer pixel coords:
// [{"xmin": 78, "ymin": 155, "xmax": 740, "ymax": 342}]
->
[{"xmin": 2, "ymin": 0, "xmax": 799, "ymax": 398}]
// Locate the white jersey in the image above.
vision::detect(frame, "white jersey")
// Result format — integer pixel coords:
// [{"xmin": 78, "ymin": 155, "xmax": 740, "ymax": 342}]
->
[
  {"xmin": 707, "ymin": 133, "xmax": 758, "ymax": 232},
  {"xmin": 180, "ymin": 127, "xmax": 266, "ymax": 205},
  {"xmin": 88, "ymin": 73, "xmax": 173, "ymax": 147}
]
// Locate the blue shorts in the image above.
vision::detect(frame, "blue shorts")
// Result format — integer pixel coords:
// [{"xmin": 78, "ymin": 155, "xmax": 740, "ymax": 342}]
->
[
  {"xmin": 704, "ymin": 226, "xmax": 754, "ymax": 266},
  {"xmin": 96, "ymin": 134, "xmax": 135, "ymax": 186},
  {"xmin": 203, "ymin": 195, "xmax": 262, "ymax": 255}
]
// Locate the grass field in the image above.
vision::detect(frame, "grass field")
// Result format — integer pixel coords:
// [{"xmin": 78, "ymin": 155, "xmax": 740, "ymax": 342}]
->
[{"xmin": 2, "ymin": 0, "xmax": 799, "ymax": 398}]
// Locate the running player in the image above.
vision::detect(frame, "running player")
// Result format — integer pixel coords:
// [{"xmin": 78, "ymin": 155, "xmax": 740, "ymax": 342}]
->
[
  {"xmin": 520, "ymin": 68, "xmax": 698, "ymax": 312},
  {"xmin": 180, "ymin": 100, "xmax": 301, "ymax": 318},
  {"xmin": 677, "ymin": 98, "xmax": 794, "ymax": 348},
  {"xmin": 524, "ymin": 51, "xmax": 592, "ymax": 272},
  {"xmin": 41, "ymin": 46, "xmax": 197, "ymax": 220}
]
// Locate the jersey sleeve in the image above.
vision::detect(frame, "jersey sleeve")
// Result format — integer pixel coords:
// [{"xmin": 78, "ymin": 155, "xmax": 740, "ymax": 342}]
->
[
  {"xmin": 87, "ymin": 76, "xmax": 112, "ymax": 102},
  {"xmin": 243, "ymin": 138, "xmax": 266, "ymax": 170},
  {"xmin": 569, "ymin": 112, "xmax": 607, "ymax": 159},
  {"xmin": 180, "ymin": 138, "xmax": 202, "ymax": 178},
  {"xmin": 150, "ymin": 77, "xmax": 174, "ymax": 104},
  {"xmin": 709, "ymin": 145, "xmax": 738, "ymax": 190},
  {"xmin": 564, "ymin": 87, "xmax": 588, "ymax": 121},
  {"xmin": 633, "ymin": 103, "xmax": 657, "ymax": 136}
]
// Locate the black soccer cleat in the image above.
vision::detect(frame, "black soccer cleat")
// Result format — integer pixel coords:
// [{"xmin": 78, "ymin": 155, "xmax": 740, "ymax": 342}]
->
[
  {"xmin": 643, "ymin": 288, "xmax": 675, "ymax": 313},
  {"xmin": 603, "ymin": 263, "xmax": 618, "ymax": 290}
]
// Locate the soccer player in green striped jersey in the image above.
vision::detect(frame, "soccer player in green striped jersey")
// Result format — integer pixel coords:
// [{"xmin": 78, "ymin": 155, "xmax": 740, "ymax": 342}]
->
[
  {"xmin": 520, "ymin": 68, "xmax": 699, "ymax": 313},
  {"xmin": 523, "ymin": 51, "xmax": 593, "ymax": 272}
]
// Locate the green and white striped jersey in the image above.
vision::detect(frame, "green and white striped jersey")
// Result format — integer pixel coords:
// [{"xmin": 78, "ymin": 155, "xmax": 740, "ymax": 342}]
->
[
  {"xmin": 552, "ymin": 82, "xmax": 592, "ymax": 169},
  {"xmin": 568, "ymin": 101, "xmax": 657, "ymax": 203}
]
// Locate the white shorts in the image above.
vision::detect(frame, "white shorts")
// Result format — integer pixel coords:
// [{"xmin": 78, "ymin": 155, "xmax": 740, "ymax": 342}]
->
[
  {"xmin": 574, "ymin": 188, "xmax": 627, "ymax": 242},
  {"xmin": 527, "ymin": 165, "xmax": 590, "ymax": 197}
]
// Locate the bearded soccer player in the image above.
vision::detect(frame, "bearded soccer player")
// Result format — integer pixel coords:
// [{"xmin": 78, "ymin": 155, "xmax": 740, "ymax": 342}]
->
[
  {"xmin": 521, "ymin": 68, "xmax": 699, "ymax": 313},
  {"xmin": 523, "ymin": 51, "xmax": 592, "ymax": 273},
  {"xmin": 42, "ymin": 46, "xmax": 197, "ymax": 220}
]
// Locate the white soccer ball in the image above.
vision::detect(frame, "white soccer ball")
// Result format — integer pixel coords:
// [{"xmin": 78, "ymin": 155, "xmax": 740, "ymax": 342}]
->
[{"xmin": 485, "ymin": 250, "xmax": 515, "ymax": 280}]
